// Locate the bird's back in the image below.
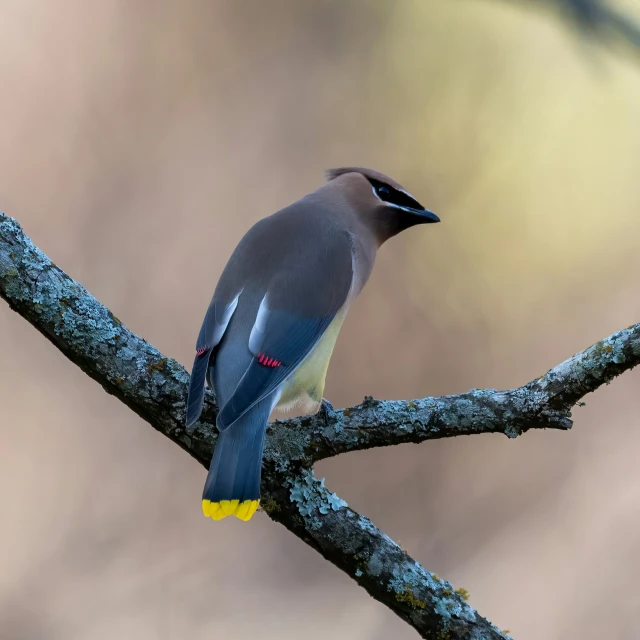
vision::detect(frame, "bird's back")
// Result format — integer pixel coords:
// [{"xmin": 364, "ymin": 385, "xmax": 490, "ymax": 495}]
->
[{"xmin": 211, "ymin": 194, "xmax": 357, "ymax": 407}]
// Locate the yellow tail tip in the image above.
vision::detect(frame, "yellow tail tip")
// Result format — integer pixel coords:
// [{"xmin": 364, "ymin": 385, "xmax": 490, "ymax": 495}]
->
[{"xmin": 202, "ymin": 499, "xmax": 259, "ymax": 522}]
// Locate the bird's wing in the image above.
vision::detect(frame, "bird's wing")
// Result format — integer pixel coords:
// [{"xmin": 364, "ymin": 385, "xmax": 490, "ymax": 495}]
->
[
  {"xmin": 217, "ymin": 230, "xmax": 353, "ymax": 430},
  {"xmin": 186, "ymin": 293, "xmax": 241, "ymax": 428}
]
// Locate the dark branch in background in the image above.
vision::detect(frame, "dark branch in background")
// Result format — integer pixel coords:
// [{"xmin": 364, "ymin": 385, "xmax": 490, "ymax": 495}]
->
[
  {"xmin": 509, "ymin": 0, "xmax": 640, "ymax": 52},
  {"xmin": 2, "ymin": 212, "xmax": 638, "ymax": 638},
  {"xmin": 558, "ymin": 0, "xmax": 640, "ymax": 48}
]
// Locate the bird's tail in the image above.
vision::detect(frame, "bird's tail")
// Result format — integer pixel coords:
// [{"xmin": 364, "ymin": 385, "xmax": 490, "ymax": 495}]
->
[{"xmin": 201, "ymin": 397, "xmax": 271, "ymax": 522}]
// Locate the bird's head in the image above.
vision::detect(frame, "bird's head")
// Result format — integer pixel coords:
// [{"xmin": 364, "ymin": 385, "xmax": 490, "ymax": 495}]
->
[{"xmin": 325, "ymin": 167, "xmax": 439, "ymax": 243}]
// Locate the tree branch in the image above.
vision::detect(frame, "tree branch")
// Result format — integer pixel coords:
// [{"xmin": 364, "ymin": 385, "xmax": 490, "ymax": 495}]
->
[
  {"xmin": 279, "ymin": 322, "xmax": 640, "ymax": 463},
  {"xmin": 3, "ymin": 210, "xmax": 636, "ymax": 638}
]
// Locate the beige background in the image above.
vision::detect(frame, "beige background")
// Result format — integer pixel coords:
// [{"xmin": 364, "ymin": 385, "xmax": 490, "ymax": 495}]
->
[{"xmin": 2, "ymin": 1, "xmax": 640, "ymax": 638}]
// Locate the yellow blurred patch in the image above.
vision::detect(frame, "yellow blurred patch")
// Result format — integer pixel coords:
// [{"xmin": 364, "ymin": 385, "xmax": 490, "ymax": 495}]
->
[{"xmin": 202, "ymin": 499, "xmax": 260, "ymax": 522}]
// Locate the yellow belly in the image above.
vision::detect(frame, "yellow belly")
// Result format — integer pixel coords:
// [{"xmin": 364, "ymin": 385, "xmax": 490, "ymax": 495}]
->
[{"xmin": 276, "ymin": 308, "xmax": 347, "ymax": 414}]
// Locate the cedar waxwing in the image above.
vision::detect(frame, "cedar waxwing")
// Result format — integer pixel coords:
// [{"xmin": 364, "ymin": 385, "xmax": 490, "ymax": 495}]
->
[{"xmin": 186, "ymin": 167, "xmax": 439, "ymax": 521}]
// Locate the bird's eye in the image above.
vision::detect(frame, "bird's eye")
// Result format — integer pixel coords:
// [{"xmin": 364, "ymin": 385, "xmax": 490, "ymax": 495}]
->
[{"xmin": 369, "ymin": 178, "xmax": 425, "ymax": 211}]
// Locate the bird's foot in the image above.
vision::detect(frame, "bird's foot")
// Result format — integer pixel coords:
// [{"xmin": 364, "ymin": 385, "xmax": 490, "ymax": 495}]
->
[{"xmin": 318, "ymin": 398, "xmax": 336, "ymax": 425}]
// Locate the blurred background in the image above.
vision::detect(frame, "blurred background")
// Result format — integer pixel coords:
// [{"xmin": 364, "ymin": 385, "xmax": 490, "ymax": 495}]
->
[{"xmin": 1, "ymin": 1, "xmax": 640, "ymax": 638}]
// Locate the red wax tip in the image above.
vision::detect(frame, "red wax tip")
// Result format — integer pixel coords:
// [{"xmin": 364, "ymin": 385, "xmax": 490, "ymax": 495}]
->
[{"xmin": 257, "ymin": 353, "xmax": 282, "ymax": 367}]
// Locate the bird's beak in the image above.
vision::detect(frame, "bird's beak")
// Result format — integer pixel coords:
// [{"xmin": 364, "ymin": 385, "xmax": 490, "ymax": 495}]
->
[{"xmin": 417, "ymin": 209, "xmax": 440, "ymax": 223}]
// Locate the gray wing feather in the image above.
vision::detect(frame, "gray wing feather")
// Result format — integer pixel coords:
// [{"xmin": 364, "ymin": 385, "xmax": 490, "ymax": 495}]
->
[{"xmin": 186, "ymin": 292, "xmax": 241, "ymax": 429}]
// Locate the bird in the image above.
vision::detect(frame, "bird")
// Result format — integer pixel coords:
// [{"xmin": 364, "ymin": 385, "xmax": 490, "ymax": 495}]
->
[{"xmin": 185, "ymin": 167, "xmax": 439, "ymax": 522}]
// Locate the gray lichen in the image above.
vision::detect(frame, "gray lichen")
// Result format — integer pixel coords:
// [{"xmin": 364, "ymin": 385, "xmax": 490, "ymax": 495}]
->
[{"xmin": 289, "ymin": 469, "xmax": 348, "ymax": 518}]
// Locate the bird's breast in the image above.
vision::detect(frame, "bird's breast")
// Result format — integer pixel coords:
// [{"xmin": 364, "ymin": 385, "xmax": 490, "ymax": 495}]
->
[{"xmin": 276, "ymin": 307, "xmax": 348, "ymax": 414}]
